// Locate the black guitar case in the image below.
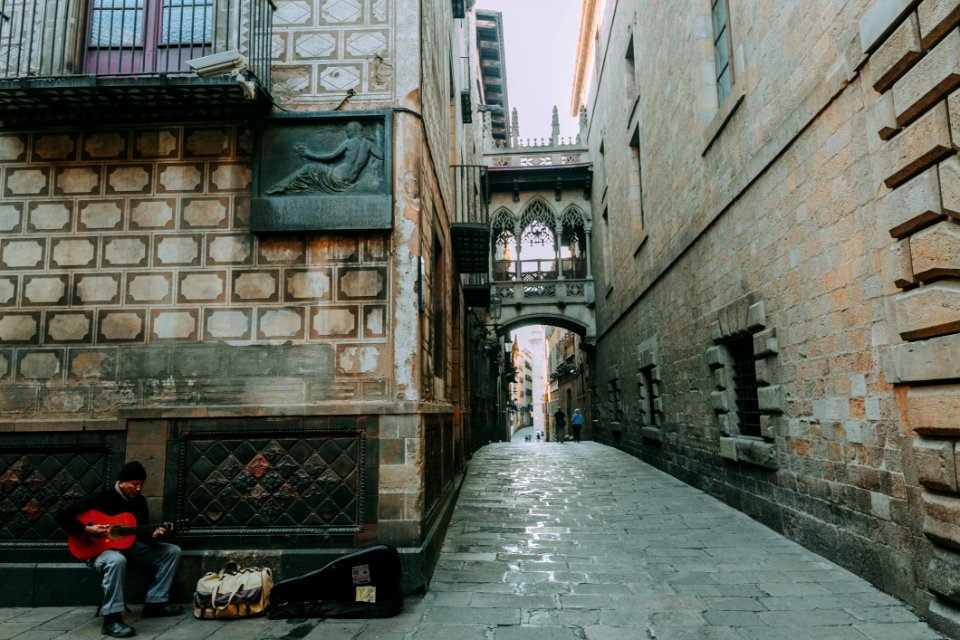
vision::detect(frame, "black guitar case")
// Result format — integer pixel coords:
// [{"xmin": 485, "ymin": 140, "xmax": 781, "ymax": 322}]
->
[{"xmin": 267, "ymin": 545, "xmax": 403, "ymax": 619}]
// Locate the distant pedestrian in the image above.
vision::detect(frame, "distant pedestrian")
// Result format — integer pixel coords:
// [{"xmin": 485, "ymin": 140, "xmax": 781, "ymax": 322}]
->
[
  {"xmin": 553, "ymin": 408, "xmax": 566, "ymax": 443},
  {"xmin": 571, "ymin": 408, "xmax": 585, "ymax": 443}
]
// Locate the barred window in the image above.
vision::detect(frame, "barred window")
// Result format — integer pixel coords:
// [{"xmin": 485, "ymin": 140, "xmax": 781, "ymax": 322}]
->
[
  {"xmin": 711, "ymin": 0, "xmax": 734, "ymax": 103},
  {"xmin": 729, "ymin": 336, "xmax": 760, "ymax": 437}
]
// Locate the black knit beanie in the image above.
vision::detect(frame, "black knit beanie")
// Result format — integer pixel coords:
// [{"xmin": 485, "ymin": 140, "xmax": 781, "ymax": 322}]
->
[{"xmin": 118, "ymin": 461, "xmax": 147, "ymax": 482}]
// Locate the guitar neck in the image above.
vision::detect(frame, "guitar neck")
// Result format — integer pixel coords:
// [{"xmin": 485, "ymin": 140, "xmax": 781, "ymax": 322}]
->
[{"xmin": 113, "ymin": 522, "xmax": 168, "ymax": 536}]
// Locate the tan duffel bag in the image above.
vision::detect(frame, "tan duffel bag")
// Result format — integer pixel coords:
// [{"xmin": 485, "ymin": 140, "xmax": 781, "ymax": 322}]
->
[{"xmin": 193, "ymin": 560, "xmax": 273, "ymax": 619}]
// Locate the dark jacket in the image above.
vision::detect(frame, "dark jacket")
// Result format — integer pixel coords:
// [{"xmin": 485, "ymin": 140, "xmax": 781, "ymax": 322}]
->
[{"xmin": 55, "ymin": 485, "xmax": 154, "ymax": 544}]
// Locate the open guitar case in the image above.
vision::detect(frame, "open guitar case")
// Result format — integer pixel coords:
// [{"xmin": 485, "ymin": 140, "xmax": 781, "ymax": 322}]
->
[{"xmin": 266, "ymin": 545, "xmax": 403, "ymax": 619}]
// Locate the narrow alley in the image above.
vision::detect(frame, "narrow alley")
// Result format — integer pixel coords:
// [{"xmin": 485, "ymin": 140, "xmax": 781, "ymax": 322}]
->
[{"xmin": 0, "ymin": 441, "xmax": 945, "ymax": 640}]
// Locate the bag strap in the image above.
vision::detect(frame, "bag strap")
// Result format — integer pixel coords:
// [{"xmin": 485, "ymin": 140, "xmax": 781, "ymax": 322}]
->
[
  {"xmin": 210, "ymin": 580, "xmax": 244, "ymax": 611},
  {"xmin": 220, "ymin": 560, "xmax": 241, "ymax": 574}
]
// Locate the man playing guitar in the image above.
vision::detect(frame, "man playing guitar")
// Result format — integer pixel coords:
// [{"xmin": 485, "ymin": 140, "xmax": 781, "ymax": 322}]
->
[{"xmin": 56, "ymin": 461, "xmax": 184, "ymax": 638}]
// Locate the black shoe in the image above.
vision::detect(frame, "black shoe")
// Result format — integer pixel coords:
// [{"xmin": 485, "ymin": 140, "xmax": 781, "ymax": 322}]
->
[
  {"xmin": 101, "ymin": 614, "xmax": 136, "ymax": 638},
  {"xmin": 141, "ymin": 602, "xmax": 184, "ymax": 618}
]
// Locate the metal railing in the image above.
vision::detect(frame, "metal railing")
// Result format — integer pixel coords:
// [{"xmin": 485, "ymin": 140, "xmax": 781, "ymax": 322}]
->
[
  {"xmin": 492, "ymin": 258, "xmax": 587, "ymax": 281},
  {"xmin": 0, "ymin": 0, "xmax": 273, "ymax": 85}
]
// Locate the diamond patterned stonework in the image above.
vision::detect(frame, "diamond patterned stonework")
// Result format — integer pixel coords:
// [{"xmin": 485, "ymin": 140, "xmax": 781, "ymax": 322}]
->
[
  {"xmin": 346, "ymin": 31, "xmax": 387, "ymax": 57},
  {"xmin": 295, "ymin": 33, "xmax": 337, "ymax": 59},
  {"xmin": 321, "ymin": 0, "xmax": 361, "ymax": 23},
  {"xmin": 274, "ymin": 1, "xmax": 311, "ymax": 26},
  {"xmin": 319, "ymin": 65, "xmax": 361, "ymax": 91},
  {"xmin": 75, "ymin": 275, "xmax": 120, "ymax": 304},
  {"xmin": 79, "ymin": 201, "xmax": 123, "ymax": 230},
  {"xmin": 174, "ymin": 424, "xmax": 368, "ymax": 533},
  {"xmin": 28, "ymin": 203, "xmax": 72, "ymax": 231}
]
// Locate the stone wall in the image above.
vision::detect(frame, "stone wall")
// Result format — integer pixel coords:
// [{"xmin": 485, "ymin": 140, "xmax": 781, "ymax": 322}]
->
[{"xmin": 583, "ymin": 0, "xmax": 960, "ymax": 635}]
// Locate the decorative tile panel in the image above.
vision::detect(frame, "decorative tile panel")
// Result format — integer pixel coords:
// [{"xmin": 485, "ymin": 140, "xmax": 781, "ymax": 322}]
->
[
  {"xmin": 0, "ymin": 203, "xmax": 23, "ymax": 232},
  {"xmin": 27, "ymin": 202, "xmax": 73, "ymax": 231},
  {"xmin": 5, "ymin": 167, "xmax": 50, "ymax": 197},
  {"xmin": 311, "ymin": 306, "xmax": 357, "ymax": 338},
  {"xmin": 82, "ymin": 133, "xmax": 128, "ymax": 160},
  {"xmin": 133, "ymin": 130, "xmax": 179, "ymax": 159},
  {"xmin": 18, "ymin": 351, "xmax": 62, "ymax": 380},
  {"xmin": 208, "ymin": 235, "xmax": 252, "ymax": 265},
  {"xmin": 103, "ymin": 236, "xmax": 149, "ymax": 267},
  {"xmin": 274, "ymin": 1, "xmax": 311, "ymax": 26},
  {"xmin": 258, "ymin": 237, "xmax": 305, "ymax": 264},
  {"xmin": 22, "ymin": 275, "xmax": 68, "ymax": 305},
  {"xmin": 184, "ymin": 129, "xmax": 231, "ymax": 157},
  {"xmin": 258, "ymin": 307, "xmax": 305, "ymax": 339},
  {"xmin": 79, "ymin": 200, "xmax": 124, "ymax": 231},
  {"xmin": 106, "ymin": 164, "xmax": 152, "ymax": 194},
  {"xmin": 1, "ymin": 239, "xmax": 45, "ymax": 269},
  {"xmin": 204, "ymin": 308, "xmax": 252, "ymax": 340},
  {"xmin": 50, "ymin": 238, "xmax": 96, "ymax": 269},
  {"xmin": 68, "ymin": 349, "xmax": 117, "ymax": 380},
  {"xmin": 0, "ymin": 134, "xmax": 28, "ymax": 162},
  {"xmin": 97, "ymin": 309, "xmax": 146, "ymax": 342},
  {"xmin": 0, "ymin": 435, "xmax": 123, "ymax": 545},
  {"xmin": 363, "ymin": 304, "xmax": 386, "ymax": 337},
  {"xmin": 209, "ymin": 164, "xmax": 251, "ymax": 192},
  {"xmin": 151, "ymin": 309, "xmax": 199, "ymax": 341},
  {"xmin": 178, "ymin": 272, "xmax": 226, "ymax": 303},
  {"xmin": 171, "ymin": 417, "xmax": 376, "ymax": 538},
  {"xmin": 181, "ymin": 198, "xmax": 228, "ymax": 228},
  {"xmin": 158, "ymin": 164, "xmax": 204, "ymax": 193},
  {"xmin": 34, "ymin": 134, "xmax": 77, "ymax": 161},
  {"xmin": 295, "ymin": 33, "xmax": 337, "ymax": 59},
  {"xmin": 345, "ymin": 30, "xmax": 387, "ymax": 58},
  {"xmin": 233, "ymin": 271, "xmax": 280, "ymax": 302},
  {"xmin": 318, "ymin": 65, "xmax": 361, "ymax": 92},
  {"xmin": 54, "ymin": 166, "xmax": 101, "ymax": 196},
  {"xmin": 74, "ymin": 274, "xmax": 121, "ymax": 305},
  {"xmin": 286, "ymin": 269, "xmax": 333, "ymax": 301},
  {"xmin": 130, "ymin": 198, "xmax": 176, "ymax": 229},
  {"xmin": 46, "ymin": 312, "xmax": 94, "ymax": 344},
  {"xmin": 320, "ymin": 0, "xmax": 361, "ymax": 24},
  {"xmin": 154, "ymin": 235, "xmax": 202, "ymax": 266},
  {"xmin": 0, "ymin": 313, "xmax": 40, "ymax": 343},
  {"xmin": 338, "ymin": 267, "xmax": 386, "ymax": 299},
  {"xmin": 127, "ymin": 273, "xmax": 172, "ymax": 304},
  {"xmin": 0, "ymin": 277, "xmax": 17, "ymax": 306}
]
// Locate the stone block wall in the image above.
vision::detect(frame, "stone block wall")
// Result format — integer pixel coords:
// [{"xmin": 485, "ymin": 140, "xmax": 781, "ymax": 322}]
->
[
  {"xmin": 866, "ymin": 0, "xmax": 960, "ymax": 631},
  {"xmin": 0, "ymin": 125, "xmax": 395, "ymax": 425},
  {"xmin": 583, "ymin": 0, "xmax": 960, "ymax": 635}
]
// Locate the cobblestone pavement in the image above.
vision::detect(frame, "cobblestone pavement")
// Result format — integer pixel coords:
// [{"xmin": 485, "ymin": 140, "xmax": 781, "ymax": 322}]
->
[{"xmin": 0, "ymin": 441, "xmax": 947, "ymax": 640}]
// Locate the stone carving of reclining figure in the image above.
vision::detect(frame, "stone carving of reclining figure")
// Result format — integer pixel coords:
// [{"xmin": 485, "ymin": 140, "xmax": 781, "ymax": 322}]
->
[{"xmin": 266, "ymin": 121, "xmax": 383, "ymax": 195}]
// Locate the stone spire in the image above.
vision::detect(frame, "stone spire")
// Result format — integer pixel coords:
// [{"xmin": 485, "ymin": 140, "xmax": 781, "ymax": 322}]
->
[
  {"xmin": 511, "ymin": 107, "xmax": 519, "ymax": 147},
  {"xmin": 551, "ymin": 105, "xmax": 560, "ymax": 146},
  {"xmin": 576, "ymin": 105, "xmax": 588, "ymax": 144}
]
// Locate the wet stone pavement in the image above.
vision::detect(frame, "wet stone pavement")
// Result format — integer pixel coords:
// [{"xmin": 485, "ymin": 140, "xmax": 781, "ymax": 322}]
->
[{"xmin": 0, "ymin": 438, "xmax": 948, "ymax": 640}]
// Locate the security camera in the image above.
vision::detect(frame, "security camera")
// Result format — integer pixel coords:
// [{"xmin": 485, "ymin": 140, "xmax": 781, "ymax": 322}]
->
[{"xmin": 187, "ymin": 50, "xmax": 247, "ymax": 78}]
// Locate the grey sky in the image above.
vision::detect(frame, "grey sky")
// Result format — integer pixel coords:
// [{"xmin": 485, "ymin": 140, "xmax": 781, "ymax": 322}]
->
[{"xmin": 476, "ymin": 0, "xmax": 583, "ymax": 142}]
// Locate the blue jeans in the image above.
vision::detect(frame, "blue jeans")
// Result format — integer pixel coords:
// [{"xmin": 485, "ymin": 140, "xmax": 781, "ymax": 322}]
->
[{"xmin": 92, "ymin": 541, "xmax": 181, "ymax": 615}]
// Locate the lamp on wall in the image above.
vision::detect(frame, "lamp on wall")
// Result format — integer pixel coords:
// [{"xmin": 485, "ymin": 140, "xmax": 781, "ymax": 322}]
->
[{"xmin": 488, "ymin": 293, "xmax": 502, "ymax": 329}]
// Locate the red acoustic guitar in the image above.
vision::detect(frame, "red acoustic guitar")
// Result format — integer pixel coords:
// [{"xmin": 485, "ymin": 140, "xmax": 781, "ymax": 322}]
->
[{"xmin": 68, "ymin": 510, "xmax": 179, "ymax": 560}]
